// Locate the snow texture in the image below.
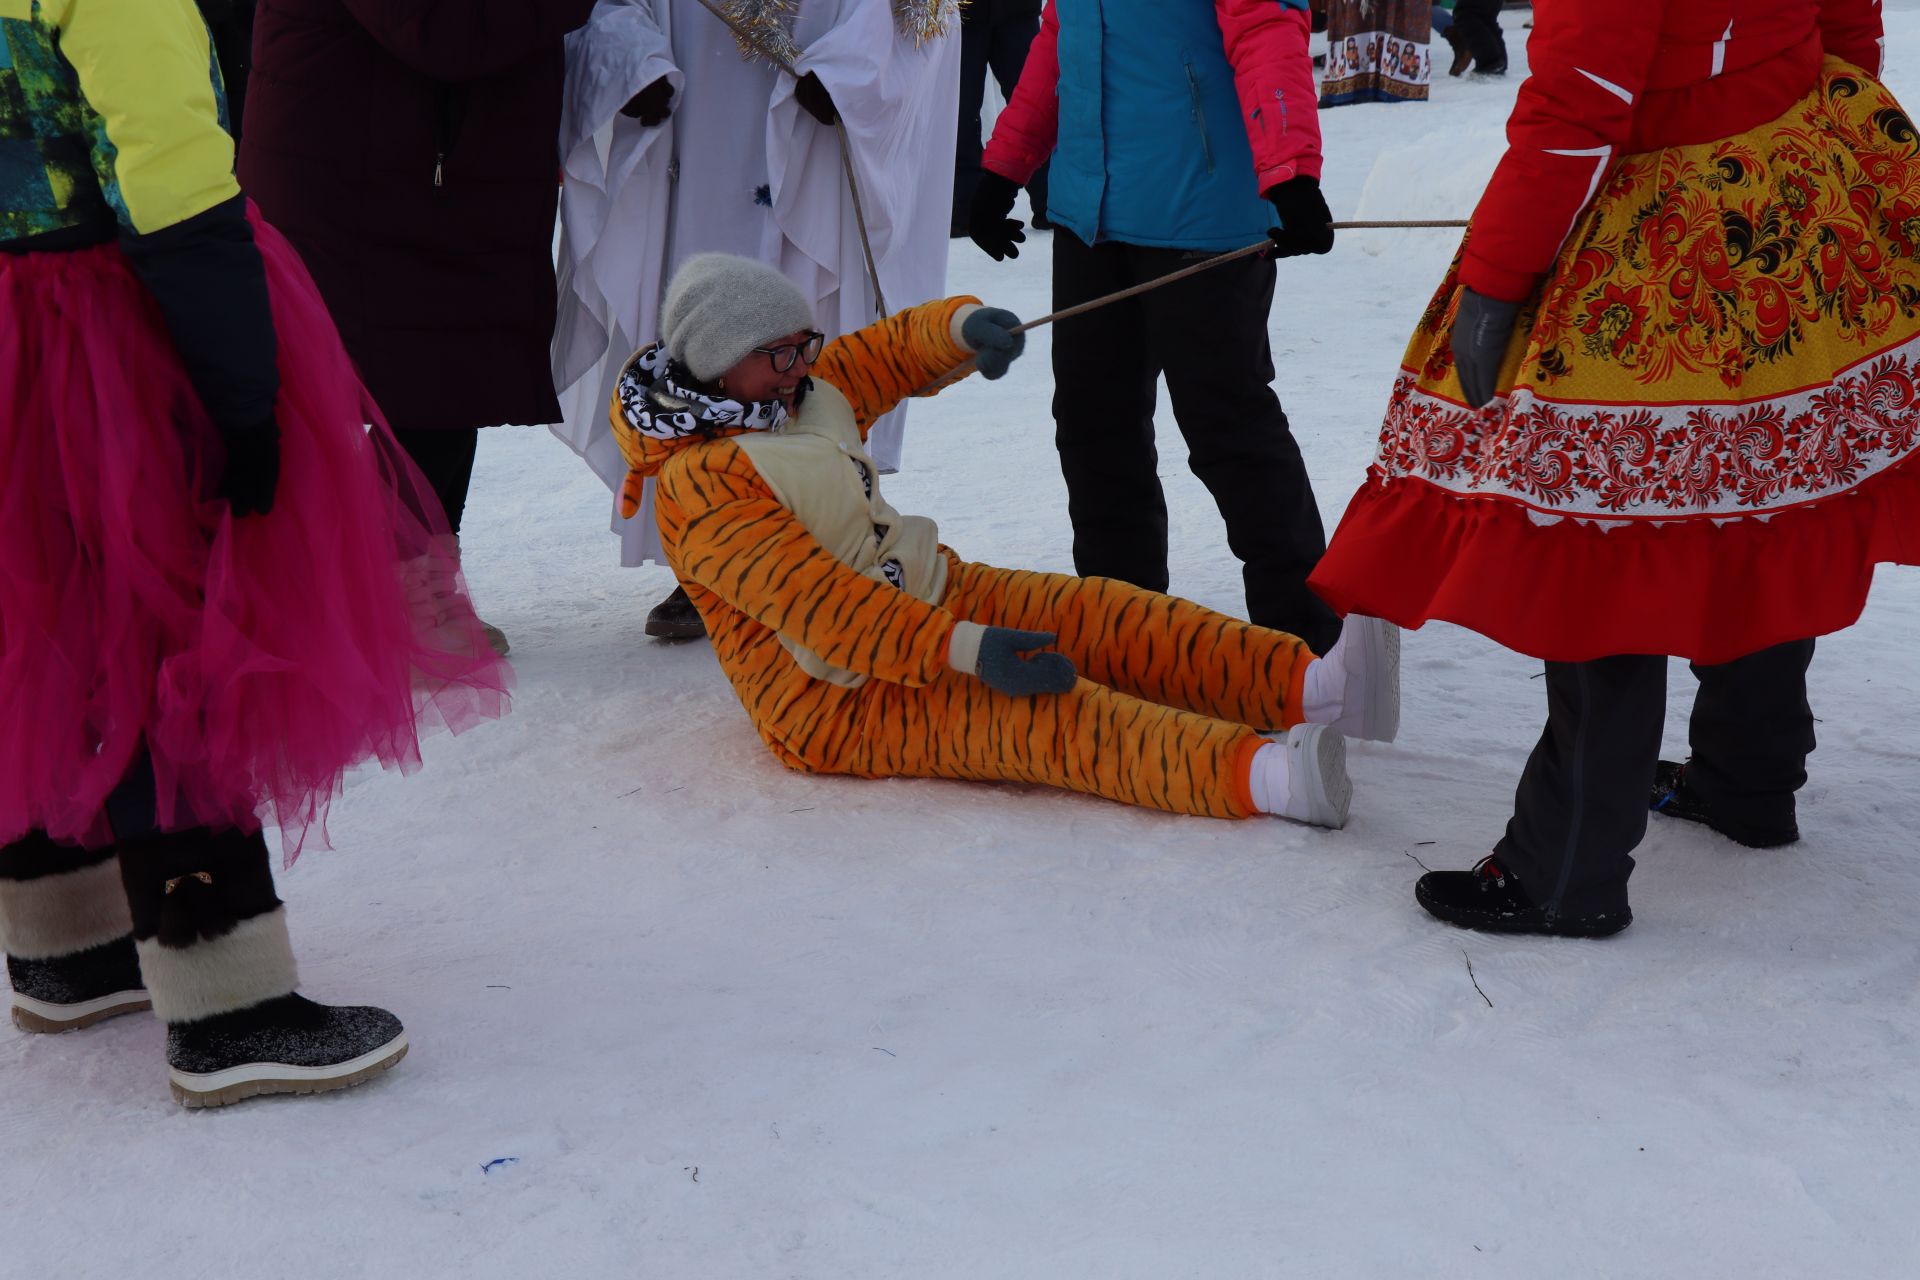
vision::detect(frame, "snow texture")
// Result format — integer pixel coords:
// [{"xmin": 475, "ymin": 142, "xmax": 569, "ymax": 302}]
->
[{"xmin": 6, "ymin": 10, "xmax": 1920, "ymax": 1277}]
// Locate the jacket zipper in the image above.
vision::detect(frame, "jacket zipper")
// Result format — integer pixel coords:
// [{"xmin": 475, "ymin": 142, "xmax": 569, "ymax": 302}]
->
[
  {"xmin": 1185, "ymin": 62, "xmax": 1216, "ymax": 174},
  {"xmin": 433, "ymin": 84, "xmax": 469, "ymax": 188}
]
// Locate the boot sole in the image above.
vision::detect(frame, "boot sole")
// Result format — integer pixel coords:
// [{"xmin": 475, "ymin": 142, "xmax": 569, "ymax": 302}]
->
[
  {"xmin": 1414, "ymin": 883, "xmax": 1633, "ymax": 938},
  {"xmin": 1352, "ymin": 617, "xmax": 1401, "ymax": 743},
  {"xmin": 644, "ymin": 619, "xmax": 708, "ymax": 640},
  {"xmin": 11, "ymin": 989, "xmax": 152, "ymax": 1034},
  {"xmin": 1650, "ymin": 804, "xmax": 1799, "ymax": 849},
  {"xmin": 171, "ymin": 1032, "xmax": 409, "ymax": 1109}
]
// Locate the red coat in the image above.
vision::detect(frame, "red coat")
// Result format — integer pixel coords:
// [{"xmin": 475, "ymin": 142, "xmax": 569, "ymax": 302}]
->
[
  {"xmin": 240, "ymin": 0, "xmax": 595, "ymax": 432},
  {"xmin": 1462, "ymin": 0, "xmax": 1886, "ymax": 303}
]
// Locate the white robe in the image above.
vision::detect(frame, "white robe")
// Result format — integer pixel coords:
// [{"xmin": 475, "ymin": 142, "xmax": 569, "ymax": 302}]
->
[{"xmin": 552, "ymin": 0, "xmax": 961, "ymax": 567}]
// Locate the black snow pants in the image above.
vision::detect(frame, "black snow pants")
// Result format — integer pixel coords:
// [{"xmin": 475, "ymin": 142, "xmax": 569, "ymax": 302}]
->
[
  {"xmin": 1451, "ymin": 0, "xmax": 1508, "ymax": 74},
  {"xmin": 952, "ymin": 0, "xmax": 1050, "ymax": 231},
  {"xmin": 1495, "ymin": 640, "xmax": 1818, "ymax": 916},
  {"xmin": 391, "ymin": 427, "xmax": 481, "ymax": 536},
  {"xmin": 1050, "ymin": 232, "xmax": 1340, "ymax": 653}
]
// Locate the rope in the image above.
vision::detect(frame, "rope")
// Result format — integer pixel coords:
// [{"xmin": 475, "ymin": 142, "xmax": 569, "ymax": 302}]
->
[
  {"xmin": 912, "ymin": 220, "xmax": 1471, "ymax": 392},
  {"xmin": 691, "ymin": 0, "xmax": 889, "ymax": 315}
]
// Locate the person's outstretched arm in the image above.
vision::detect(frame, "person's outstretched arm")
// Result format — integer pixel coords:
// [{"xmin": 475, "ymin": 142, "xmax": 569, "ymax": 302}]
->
[{"xmin": 811, "ymin": 297, "xmax": 1010, "ymax": 437}]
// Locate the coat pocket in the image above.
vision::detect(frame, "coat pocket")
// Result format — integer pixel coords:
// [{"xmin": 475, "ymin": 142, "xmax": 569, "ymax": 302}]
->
[{"xmin": 1184, "ymin": 60, "xmax": 1216, "ymax": 174}]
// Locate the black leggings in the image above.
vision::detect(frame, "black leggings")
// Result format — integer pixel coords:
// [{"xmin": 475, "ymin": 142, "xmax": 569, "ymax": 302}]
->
[{"xmin": 391, "ymin": 427, "xmax": 480, "ymax": 535}]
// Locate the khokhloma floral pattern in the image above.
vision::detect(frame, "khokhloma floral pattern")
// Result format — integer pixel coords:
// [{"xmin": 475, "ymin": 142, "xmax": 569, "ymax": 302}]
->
[{"xmin": 1380, "ymin": 60, "xmax": 1920, "ymax": 521}]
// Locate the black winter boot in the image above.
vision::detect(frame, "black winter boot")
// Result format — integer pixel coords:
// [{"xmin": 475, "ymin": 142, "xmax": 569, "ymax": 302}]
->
[
  {"xmin": 167, "ymin": 993, "xmax": 406, "ymax": 1109},
  {"xmin": 1649, "ymin": 760, "xmax": 1800, "ymax": 849},
  {"xmin": 1415, "ymin": 856, "xmax": 1633, "ymax": 938},
  {"xmin": 8, "ymin": 938, "xmax": 150, "ymax": 1033},
  {"xmin": 119, "ymin": 827, "xmax": 407, "ymax": 1108},
  {"xmin": 1, "ymin": 834, "xmax": 150, "ymax": 1032},
  {"xmin": 645, "ymin": 583, "xmax": 707, "ymax": 640}
]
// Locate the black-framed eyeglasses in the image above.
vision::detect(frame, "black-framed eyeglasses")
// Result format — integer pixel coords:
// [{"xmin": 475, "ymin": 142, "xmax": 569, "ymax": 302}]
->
[{"xmin": 754, "ymin": 331, "xmax": 825, "ymax": 372}]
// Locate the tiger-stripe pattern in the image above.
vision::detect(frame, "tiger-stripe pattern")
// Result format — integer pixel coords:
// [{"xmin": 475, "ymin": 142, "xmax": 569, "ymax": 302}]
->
[{"xmin": 639, "ymin": 300, "xmax": 1315, "ymax": 819}]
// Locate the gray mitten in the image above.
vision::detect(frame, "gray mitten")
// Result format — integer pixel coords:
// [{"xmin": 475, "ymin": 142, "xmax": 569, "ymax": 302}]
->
[
  {"xmin": 950, "ymin": 623, "xmax": 1077, "ymax": 696},
  {"xmin": 960, "ymin": 306, "xmax": 1026, "ymax": 380},
  {"xmin": 1451, "ymin": 287, "xmax": 1521, "ymax": 409}
]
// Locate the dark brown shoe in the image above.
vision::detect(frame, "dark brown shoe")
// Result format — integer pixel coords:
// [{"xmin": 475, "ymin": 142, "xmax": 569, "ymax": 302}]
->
[{"xmin": 644, "ymin": 584, "xmax": 707, "ymax": 640}]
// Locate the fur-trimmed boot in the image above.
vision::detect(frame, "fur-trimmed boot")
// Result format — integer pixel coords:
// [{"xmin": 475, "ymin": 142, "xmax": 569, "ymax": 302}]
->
[
  {"xmin": 118, "ymin": 828, "xmax": 407, "ymax": 1108},
  {"xmin": 1, "ymin": 832, "xmax": 150, "ymax": 1033}
]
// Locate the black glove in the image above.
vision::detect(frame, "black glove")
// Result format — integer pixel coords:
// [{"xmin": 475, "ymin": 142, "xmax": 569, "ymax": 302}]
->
[
  {"xmin": 620, "ymin": 76, "xmax": 674, "ymax": 126},
  {"xmin": 1264, "ymin": 175, "xmax": 1335, "ymax": 258},
  {"xmin": 967, "ymin": 172, "xmax": 1025, "ymax": 262},
  {"xmin": 214, "ymin": 419, "xmax": 282, "ymax": 518},
  {"xmin": 1450, "ymin": 287, "xmax": 1521, "ymax": 409},
  {"xmin": 960, "ymin": 306, "xmax": 1025, "ymax": 379},
  {"xmin": 975, "ymin": 627, "xmax": 1077, "ymax": 696},
  {"xmin": 794, "ymin": 71, "xmax": 838, "ymax": 126}
]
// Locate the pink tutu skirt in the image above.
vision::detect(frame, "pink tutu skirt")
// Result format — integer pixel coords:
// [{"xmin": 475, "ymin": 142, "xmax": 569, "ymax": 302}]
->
[{"xmin": 0, "ymin": 215, "xmax": 511, "ymax": 856}]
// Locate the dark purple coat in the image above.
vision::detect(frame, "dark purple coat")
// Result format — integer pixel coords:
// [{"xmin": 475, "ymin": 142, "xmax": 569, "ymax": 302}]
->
[{"xmin": 240, "ymin": 0, "xmax": 595, "ymax": 431}]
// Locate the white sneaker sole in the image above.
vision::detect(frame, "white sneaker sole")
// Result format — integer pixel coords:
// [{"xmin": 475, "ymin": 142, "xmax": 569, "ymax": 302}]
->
[
  {"xmin": 1284, "ymin": 723, "xmax": 1352, "ymax": 830},
  {"xmin": 11, "ymin": 989, "xmax": 152, "ymax": 1034},
  {"xmin": 170, "ymin": 1032, "xmax": 409, "ymax": 1109},
  {"xmin": 1338, "ymin": 615, "xmax": 1401, "ymax": 743}
]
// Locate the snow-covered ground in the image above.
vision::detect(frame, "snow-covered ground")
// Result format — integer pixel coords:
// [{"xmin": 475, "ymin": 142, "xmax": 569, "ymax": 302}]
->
[{"xmin": 10, "ymin": 11, "xmax": 1920, "ymax": 1277}]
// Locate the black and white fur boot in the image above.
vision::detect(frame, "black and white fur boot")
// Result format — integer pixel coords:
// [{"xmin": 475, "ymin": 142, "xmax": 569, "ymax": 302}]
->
[
  {"xmin": 119, "ymin": 828, "xmax": 407, "ymax": 1108},
  {"xmin": 1, "ymin": 833, "xmax": 150, "ymax": 1033}
]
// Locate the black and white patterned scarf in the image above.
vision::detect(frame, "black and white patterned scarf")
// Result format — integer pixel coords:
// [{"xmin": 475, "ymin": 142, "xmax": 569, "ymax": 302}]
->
[{"xmin": 614, "ymin": 344, "xmax": 791, "ymax": 441}]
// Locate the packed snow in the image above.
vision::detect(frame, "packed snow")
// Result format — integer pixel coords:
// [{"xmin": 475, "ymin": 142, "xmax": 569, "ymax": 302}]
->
[{"xmin": 7, "ymin": 10, "xmax": 1920, "ymax": 1277}]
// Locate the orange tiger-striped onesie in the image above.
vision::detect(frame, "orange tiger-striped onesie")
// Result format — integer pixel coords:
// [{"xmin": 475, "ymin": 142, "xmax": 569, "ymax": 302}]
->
[{"xmin": 612, "ymin": 298, "xmax": 1315, "ymax": 819}]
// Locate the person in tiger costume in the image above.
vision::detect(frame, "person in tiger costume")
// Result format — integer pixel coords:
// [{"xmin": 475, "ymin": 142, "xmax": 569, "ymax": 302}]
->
[{"xmin": 611, "ymin": 254, "xmax": 1400, "ymax": 829}]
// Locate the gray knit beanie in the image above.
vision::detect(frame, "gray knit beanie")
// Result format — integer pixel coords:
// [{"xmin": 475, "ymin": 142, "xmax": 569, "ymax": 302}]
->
[{"xmin": 660, "ymin": 253, "xmax": 817, "ymax": 382}]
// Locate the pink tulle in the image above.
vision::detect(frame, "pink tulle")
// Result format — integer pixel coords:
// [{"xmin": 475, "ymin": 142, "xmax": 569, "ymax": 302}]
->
[{"xmin": 0, "ymin": 217, "xmax": 511, "ymax": 859}]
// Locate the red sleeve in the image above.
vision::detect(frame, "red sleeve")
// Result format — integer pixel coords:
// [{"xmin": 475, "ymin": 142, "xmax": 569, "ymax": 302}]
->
[
  {"xmin": 1216, "ymin": 0, "xmax": 1323, "ymax": 189},
  {"xmin": 981, "ymin": 0, "xmax": 1060, "ymax": 185},
  {"xmin": 1460, "ymin": 1, "xmax": 1670, "ymax": 302},
  {"xmin": 339, "ymin": 0, "xmax": 597, "ymax": 82},
  {"xmin": 1818, "ymin": 0, "xmax": 1885, "ymax": 74}
]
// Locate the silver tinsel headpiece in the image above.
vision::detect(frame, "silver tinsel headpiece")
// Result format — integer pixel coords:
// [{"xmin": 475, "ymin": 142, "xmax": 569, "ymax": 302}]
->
[{"xmin": 718, "ymin": 0, "xmax": 960, "ymax": 65}]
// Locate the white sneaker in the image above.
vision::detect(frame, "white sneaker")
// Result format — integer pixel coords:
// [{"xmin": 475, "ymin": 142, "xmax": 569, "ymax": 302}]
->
[
  {"xmin": 1278, "ymin": 723, "xmax": 1352, "ymax": 830},
  {"xmin": 1307, "ymin": 615, "xmax": 1401, "ymax": 743}
]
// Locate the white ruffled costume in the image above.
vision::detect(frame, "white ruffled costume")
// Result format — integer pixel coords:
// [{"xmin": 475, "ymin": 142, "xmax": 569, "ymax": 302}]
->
[{"xmin": 552, "ymin": 0, "xmax": 961, "ymax": 566}]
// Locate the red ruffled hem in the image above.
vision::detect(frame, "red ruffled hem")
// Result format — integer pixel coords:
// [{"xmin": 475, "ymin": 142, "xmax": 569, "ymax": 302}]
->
[{"xmin": 1309, "ymin": 457, "xmax": 1920, "ymax": 666}]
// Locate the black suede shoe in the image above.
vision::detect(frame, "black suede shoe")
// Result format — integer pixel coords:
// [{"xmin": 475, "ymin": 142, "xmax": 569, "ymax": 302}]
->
[
  {"xmin": 8, "ymin": 937, "xmax": 150, "ymax": 1032},
  {"xmin": 1650, "ymin": 760, "xmax": 1799, "ymax": 849},
  {"xmin": 644, "ymin": 584, "xmax": 707, "ymax": 640},
  {"xmin": 167, "ymin": 993, "xmax": 407, "ymax": 1108},
  {"xmin": 1415, "ymin": 857, "xmax": 1632, "ymax": 938}
]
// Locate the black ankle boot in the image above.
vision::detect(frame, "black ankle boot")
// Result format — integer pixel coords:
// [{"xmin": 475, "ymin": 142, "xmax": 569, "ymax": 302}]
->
[
  {"xmin": 1649, "ymin": 760, "xmax": 1799, "ymax": 848},
  {"xmin": 167, "ymin": 992, "xmax": 407, "ymax": 1108},
  {"xmin": 645, "ymin": 583, "xmax": 707, "ymax": 639},
  {"xmin": 7, "ymin": 937, "xmax": 150, "ymax": 1032},
  {"xmin": 1416, "ymin": 856, "xmax": 1632, "ymax": 938}
]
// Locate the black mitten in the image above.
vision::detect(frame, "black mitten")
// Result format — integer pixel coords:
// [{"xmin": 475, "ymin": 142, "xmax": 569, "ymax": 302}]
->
[
  {"xmin": 973, "ymin": 627, "xmax": 1077, "ymax": 696},
  {"xmin": 214, "ymin": 419, "xmax": 282, "ymax": 518},
  {"xmin": 1451, "ymin": 288, "xmax": 1521, "ymax": 408},
  {"xmin": 794, "ymin": 71, "xmax": 839, "ymax": 126},
  {"xmin": 967, "ymin": 172, "xmax": 1026, "ymax": 262},
  {"xmin": 620, "ymin": 77, "xmax": 674, "ymax": 125},
  {"xmin": 1264, "ymin": 175, "xmax": 1335, "ymax": 258}
]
